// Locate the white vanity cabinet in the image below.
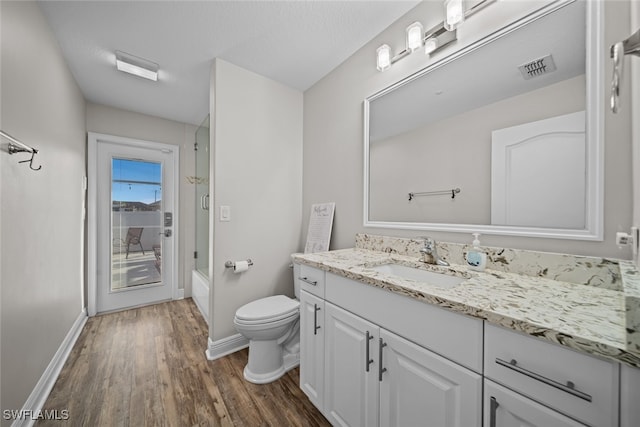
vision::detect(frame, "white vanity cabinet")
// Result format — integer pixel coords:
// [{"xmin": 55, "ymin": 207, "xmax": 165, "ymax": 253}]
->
[
  {"xmin": 295, "ymin": 262, "xmax": 635, "ymax": 427},
  {"xmin": 296, "ymin": 264, "xmax": 483, "ymax": 427}
]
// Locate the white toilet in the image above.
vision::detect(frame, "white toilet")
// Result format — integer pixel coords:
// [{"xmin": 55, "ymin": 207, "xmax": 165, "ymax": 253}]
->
[{"xmin": 233, "ymin": 263, "xmax": 301, "ymax": 384}]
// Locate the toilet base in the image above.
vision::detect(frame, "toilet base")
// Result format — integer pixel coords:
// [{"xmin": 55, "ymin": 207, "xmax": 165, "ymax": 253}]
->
[{"xmin": 243, "ymin": 347, "xmax": 300, "ymax": 384}]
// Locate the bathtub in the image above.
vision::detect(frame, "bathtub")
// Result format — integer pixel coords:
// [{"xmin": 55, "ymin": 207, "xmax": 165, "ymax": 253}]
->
[{"xmin": 192, "ymin": 270, "xmax": 209, "ymax": 325}]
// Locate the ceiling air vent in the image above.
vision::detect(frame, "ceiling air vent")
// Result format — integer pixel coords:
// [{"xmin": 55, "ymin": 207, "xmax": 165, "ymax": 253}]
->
[{"xmin": 518, "ymin": 54, "xmax": 556, "ymax": 80}]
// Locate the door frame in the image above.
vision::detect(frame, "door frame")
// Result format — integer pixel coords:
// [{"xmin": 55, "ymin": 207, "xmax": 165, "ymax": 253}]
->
[
  {"xmin": 87, "ymin": 132, "xmax": 180, "ymax": 316},
  {"xmin": 632, "ymin": 0, "xmax": 640, "ymax": 265}
]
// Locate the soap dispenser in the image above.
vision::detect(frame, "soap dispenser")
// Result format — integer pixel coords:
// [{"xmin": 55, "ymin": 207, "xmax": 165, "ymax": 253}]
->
[{"xmin": 466, "ymin": 233, "xmax": 487, "ymax": 271}]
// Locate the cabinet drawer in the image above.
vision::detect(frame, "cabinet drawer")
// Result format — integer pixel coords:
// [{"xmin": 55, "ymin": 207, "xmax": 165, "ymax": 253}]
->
[
  {"xmin": 484, "ymin": 379, "xmax": 586, "ymax": 427},
  {"xmin": 484, "ymin": 324, "xmax": 618, "ymax": 427},
  {"xmin": 297, "ymin": 264, "xmax": 325, "ymax": 298}
]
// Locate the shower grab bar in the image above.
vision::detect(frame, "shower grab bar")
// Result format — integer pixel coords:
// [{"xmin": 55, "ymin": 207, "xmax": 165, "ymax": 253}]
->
[
  {"xmin": 408, "ymin": 188, "xmax": 460, "ymax": 201},
  {"xmin": 1, "ymin": 130, "xmax": 42, "ymax": 171}
]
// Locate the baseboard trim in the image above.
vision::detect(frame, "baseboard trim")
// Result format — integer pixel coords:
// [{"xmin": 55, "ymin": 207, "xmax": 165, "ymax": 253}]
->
[
  {"xmin": 205, "ymin": 334, "xmax": 248, "ymax": 361},
  {"xmin": 12, "ymin": 308, "xmax": 88, "ymax": 427},
  {"xmin": 173, "ymin": 288, "xmax": 185, "ymax": 300}
]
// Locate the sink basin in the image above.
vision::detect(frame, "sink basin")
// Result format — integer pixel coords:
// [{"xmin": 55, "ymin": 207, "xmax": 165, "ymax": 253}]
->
[{"xmin": 370, "ymin": 264, "xmax": 465, "ymax": 289}]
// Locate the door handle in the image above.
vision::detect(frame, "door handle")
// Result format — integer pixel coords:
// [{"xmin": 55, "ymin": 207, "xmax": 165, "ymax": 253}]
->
[
  {"xmin": 365, "ymin": 331, "xmax": 374, "ymax": 372},
  {"xmin": 489, "ymin": 396, "xmax": 499, "ymax": 427},
  {"xmin": 201, "ymin": 194, "xmax": 210, "ymax": 210},
  {"xmin": 159, "ymin": 230, "xmax": 172, "ymax": 237},
  {"xmin": 313, "ymin": 304, "xmax": 321, "ymax": 335},
  {"xmin": 378, "ymin": 338, "xmax": 387, "ymax": 381}
]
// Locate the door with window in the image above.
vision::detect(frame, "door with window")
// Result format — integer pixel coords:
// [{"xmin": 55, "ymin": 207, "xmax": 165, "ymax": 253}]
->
[{"xmin": 88, "ymin": 133, "xmax": 178, "ymax": 314}]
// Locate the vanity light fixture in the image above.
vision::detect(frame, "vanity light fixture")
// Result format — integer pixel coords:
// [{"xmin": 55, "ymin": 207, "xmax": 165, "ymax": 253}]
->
[
  {"xmin": 375, "ymin": 0, "xmax": 494, "ymax": 72},
  {"xmin": 115, "ymin": 50, "xmax": 159, "ymax": 81},
  {"xmin": 406, "ymin": 22, "xmax": 424, "ymax": 52}
]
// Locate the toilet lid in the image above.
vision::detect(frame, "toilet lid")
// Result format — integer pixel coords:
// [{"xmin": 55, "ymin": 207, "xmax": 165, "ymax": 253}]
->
[{"xmin": 235, "ymin": 295, "xmax": 299, "ymax": 322}]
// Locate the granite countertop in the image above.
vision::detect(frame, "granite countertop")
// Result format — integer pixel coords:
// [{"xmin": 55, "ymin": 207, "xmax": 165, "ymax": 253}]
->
[{"xmin": 293, "ymin": 248, "xmax": 640, "ymax": 368}]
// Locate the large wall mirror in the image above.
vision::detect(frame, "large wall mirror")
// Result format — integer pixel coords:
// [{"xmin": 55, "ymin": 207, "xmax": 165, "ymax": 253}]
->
[{"xmin": 364, "ymin": 0, "xmax": 604, "ymax": 240}]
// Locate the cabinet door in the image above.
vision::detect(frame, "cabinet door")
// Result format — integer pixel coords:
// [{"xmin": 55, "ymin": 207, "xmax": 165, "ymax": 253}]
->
[
  {"xmin": 299, "ymin": 290, "xmax": 325, "ymax": 411},
  {"xmin": 379, "ymin": 329, "xmax": 482, "ymax": 427},
  {"xmin": 324, "ymin": 302, "xmax": 379, "ymax": 427},
  {"xmin": 484, "ymin": 380, "xmax": 586, "ymax": 427},
  {"xmin": 621, "ymin": 364, "xmax": 640, "ymax": 427}
]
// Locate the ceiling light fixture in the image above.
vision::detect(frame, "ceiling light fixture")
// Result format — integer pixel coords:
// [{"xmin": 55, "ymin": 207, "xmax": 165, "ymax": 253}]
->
[{"xmin": 115, "ymin": 51, "xmax": 159, "ymax": 81}]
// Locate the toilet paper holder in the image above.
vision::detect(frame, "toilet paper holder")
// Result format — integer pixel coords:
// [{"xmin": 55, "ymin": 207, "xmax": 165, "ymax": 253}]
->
[{"xmin": 225, "ymin": 259, "xmax": 253, "ymax": 269}]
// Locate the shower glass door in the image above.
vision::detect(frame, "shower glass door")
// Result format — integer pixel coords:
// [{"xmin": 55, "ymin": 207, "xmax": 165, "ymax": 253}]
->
[{"xmin": 195, "ymin": 115, "xmax": 210, "ymax": 276}]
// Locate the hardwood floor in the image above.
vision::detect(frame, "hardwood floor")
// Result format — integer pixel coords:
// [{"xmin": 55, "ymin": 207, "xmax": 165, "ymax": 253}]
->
[{"xmin": 38, "ymin": 299, "xmax": 330, "ymax": 427}]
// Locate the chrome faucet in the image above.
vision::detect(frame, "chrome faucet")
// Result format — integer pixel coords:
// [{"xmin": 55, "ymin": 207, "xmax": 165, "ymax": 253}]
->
[{"xmin": 417, "ymin": 237, "xmax": 449, "ymax": 266}]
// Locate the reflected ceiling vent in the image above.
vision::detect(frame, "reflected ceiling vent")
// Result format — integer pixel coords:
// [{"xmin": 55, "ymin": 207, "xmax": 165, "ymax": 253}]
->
[{"xmin": 518, "ymin": 54, "xmax": 556, "ymax": 80}]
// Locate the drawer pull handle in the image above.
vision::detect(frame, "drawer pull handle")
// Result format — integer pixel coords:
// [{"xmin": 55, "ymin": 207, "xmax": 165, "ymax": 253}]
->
[
  {"xmin": 365, "ymin": 331, "xmax": 374, "ymax": 372},
  {"xmin": 495, "ymin": 358, "xmax": 592, "ymax": 402},
  {"xmin": 489, "ymin": 397, "xmax": 499, "ymax": 427},
  {"xmin": 299, "ymin": 276, "xmax": 318, "ymax": 286},
  {"xmin": 313, "ymin": 304, "xmax": 321, "ymax": 335}
]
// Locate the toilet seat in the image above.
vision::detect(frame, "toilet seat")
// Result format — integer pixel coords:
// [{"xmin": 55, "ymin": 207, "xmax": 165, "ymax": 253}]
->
[{"xmin": 235, "ymin": 295, "xmax": 299, "ymax": 324}]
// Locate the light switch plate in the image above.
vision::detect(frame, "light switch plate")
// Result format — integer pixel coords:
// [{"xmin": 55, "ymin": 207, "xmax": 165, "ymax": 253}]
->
[{"xmin": 220, "ymin": 205, "xmax": 231, "ymax": 222}]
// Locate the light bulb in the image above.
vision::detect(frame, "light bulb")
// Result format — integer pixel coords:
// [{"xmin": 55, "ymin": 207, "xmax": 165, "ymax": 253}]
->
[
  {"xmin": 425, "ymin": 37, "xmax": 439, "ymax": 55},
  {"xmin": 406, "ymin": 22, "xmax": 424, "ymax": 52},
  {"xmin": 376, "ymin": 44, "xmax": 391, "ymax": 72},
  {"xmin": 444, "ymin": 0, "xmax": 465, "ymax": 31}
]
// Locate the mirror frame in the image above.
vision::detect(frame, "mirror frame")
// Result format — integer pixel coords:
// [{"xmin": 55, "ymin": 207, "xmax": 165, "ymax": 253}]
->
[{"xmin": 363, "ymin": 0, "xmax": 604, "ymax": 240}]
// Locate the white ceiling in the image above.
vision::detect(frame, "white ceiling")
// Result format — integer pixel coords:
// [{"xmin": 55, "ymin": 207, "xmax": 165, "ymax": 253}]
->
[{"xmin": 38, "ymin": 0, "xmax": 421, "ymax": 126}]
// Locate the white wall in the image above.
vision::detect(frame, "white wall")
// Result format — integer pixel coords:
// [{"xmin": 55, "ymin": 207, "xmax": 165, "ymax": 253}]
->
[
  {"xmin": 86, "ymin": 103, "xmax": 197, "ymax": 295},
  {"xmin": 303, "ymin": 0, "xmax": 633, "ymax": 259},
  {"xmin": 209, "ymin": 59, "xmax": 303, "ymax": 341},
  {"xmin": 0, "ymin": 1, "xmax": 86, "ymax": 420}
]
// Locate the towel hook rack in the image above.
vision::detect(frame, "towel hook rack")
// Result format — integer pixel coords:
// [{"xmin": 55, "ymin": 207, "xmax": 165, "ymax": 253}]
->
[{"xmin": 1, "ymin": 130, "xmax": 42, "ymax": 171}]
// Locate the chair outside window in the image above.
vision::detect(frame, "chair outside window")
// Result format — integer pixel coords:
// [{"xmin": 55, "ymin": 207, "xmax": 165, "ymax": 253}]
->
[
  {"xmin": 153, "ymin": 245, "xmax": 161, "ymax": 272},
  {"xmin": 125, "ymin": 227, "xmax": 145, "ymax": 259}
]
